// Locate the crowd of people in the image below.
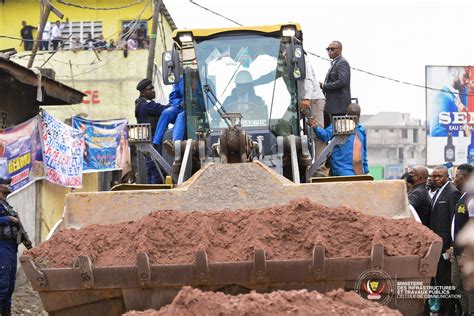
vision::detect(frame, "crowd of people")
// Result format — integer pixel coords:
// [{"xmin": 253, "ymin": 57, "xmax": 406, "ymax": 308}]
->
[
  {"xmin": 19, "ymin": 20, "xmax": 150, "ymax": 52},
  {"xmin": 403, "ymin": 165, "xmax": 474, "ymax": 315}
]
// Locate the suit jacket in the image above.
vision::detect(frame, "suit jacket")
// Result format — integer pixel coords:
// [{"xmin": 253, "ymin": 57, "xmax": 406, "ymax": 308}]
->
[
  {"xmin": 323, "ymin": 56, "xmax": 351, "ymax": 115},
  {"xmin": 429, "ymin": 182, "xmax": 461, "ymax": 251},
  {"xmin": 408, "ymin": 183, "xmax": 431, "ymax": 227}
]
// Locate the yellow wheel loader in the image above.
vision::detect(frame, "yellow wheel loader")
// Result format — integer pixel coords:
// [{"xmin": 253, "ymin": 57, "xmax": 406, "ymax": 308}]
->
[{"xmin": 20, "ymin": 23, "xmax": 440, "ymax": 316}]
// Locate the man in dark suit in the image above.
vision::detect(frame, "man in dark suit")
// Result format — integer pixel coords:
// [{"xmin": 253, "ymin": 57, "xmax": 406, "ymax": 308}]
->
[
  {"xmin": 322, "ymin": 41, "xmax": 351, "ymax": 127},
  {"xmin": 451, "ymin": 163, "xmax": 474, "ymax": 315},
  {"xmin": 407, "ymin": 165, "xmax": 431, "ymax": 226},
  {"xmin": 430, "ymin": 165, "xmax": 462, "ymax": 315}
]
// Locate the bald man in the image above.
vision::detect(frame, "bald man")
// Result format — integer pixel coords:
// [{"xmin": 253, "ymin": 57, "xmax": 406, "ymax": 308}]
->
[
  {"xmin": 407, "ymin": 166, "xmax": 431, "ymax": 226},
  {"xmin": 430, "ymin": 165, "xmax": 461, "ymax": 315},
  {"xmin": 322, "ymin": 41, "xmax": 351, "ymax": 127}
]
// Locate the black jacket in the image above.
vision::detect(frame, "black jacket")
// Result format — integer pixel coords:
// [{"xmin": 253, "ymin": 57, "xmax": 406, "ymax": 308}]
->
[
  {"xmin": 408, "ymin": 183, "xmax": 431, "ymax": 227},
  {"xmin": 453, "ymin": 192, "xmax": 472, "ymax": 256},
  {"xmin": 323, "ymin": 56, "xmax": 351, "ymax": 115},
  {"xmin": 429, "ymin": 182, "xmax": 461, "ymax": 251}
]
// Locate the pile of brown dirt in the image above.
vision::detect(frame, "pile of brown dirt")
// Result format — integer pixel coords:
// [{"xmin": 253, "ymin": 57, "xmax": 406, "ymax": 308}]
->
[
  {"xmin": 26, "ymin": 199, "xmax": 440, "ymax": 268},
  {"xmin": 124, "ymin": 286, "xmax": 401, "ymax": 316}
]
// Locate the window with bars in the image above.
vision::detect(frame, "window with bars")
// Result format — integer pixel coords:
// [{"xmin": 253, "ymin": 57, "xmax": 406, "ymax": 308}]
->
[{"xmin": 61, "ymin": 21, "xmax": 103, "ymax": 50}]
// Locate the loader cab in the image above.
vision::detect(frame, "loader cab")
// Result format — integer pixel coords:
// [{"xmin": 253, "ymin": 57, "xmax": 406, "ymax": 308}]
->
[{"xmin": 163, "ymin": 24, "xmax": 305, "ymax": 156}]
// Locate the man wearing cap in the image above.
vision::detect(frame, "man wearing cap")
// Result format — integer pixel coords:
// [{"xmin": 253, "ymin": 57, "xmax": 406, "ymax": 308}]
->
[
  {"xmin": 135, "ymin": 79, "xmax": 169, "ymax": 184},
  {"xmin": 0, "ymin": 178, "xmax": 31, "ymax": 315}
]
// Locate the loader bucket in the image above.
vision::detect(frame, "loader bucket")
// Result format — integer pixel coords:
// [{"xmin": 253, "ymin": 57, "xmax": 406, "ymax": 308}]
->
[
  {"xmin": 57, "ymin": 162, "xmax": 410, "ymax": 231},
  {"xmin": 20, "ymin": 241, "xmax": 442, "ymax": 315}
]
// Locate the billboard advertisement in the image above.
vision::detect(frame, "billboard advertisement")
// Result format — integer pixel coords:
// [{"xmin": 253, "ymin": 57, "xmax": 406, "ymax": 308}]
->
[
  {"xmin": 426, "ymin": 66, "xmax": 474, "ymax": 165},
  {"xmin": 71, "ymin": 117, "xmax": 128, "ymax": 172},
  {"xmin": 0, "ymin": 116, "xmax": 44, "ymax": 191},
  {"xmin": 40, "ymin": 111, "xmax": 84, "ymax": 188}
]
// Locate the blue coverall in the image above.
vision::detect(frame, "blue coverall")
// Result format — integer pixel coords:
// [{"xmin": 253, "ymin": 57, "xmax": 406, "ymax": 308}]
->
[
  {"xmin": 152, "ymin": 78, "xmax": 185, "ymax": 145},
  {"xmin": 315, "ymin": 123, "xmax": 369, "ymax": 176}
]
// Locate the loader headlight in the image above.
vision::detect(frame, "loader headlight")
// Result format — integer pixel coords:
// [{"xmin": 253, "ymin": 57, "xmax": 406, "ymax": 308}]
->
[
  {"xmin": 282, "ymin": 26, "xmax": 296, "ymax": 37},
  {"xmin": 163, "ymin": 51, "xmax": 172, "ymax": 62},
  {"xmin": 293, "ymin": 67, "xmax": 301, "ymax": 79},
  {"xmin": 178, "ymin": 32, "xmax": 193, "ymax": 43}
]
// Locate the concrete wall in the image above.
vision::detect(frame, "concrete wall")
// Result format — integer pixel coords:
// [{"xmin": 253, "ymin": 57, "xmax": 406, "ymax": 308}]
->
[
  {"xmin": 39, "ymin": 173, "xmax": 99, "ymax": 241},
  {"xmin": 7, "ymin": 181, "xmax": 37, "ymax": 249}
]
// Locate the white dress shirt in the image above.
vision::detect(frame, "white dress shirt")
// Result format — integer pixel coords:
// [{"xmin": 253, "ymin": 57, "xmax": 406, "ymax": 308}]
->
[
  {"xmin": 51, "ymin": 23, "xmax": 65, "ymax": 40},
  {"xmin": 298, "ymin": 59, "xmax": 325, "ymax": 100}
]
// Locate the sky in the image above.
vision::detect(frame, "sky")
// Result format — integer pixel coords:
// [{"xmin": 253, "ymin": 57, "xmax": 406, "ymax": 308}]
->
[{"xmin": 163, "ymin": 0, "xmax": 474, "ymax": 121}]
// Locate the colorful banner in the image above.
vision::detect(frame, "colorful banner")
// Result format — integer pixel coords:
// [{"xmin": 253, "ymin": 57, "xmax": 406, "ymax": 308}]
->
[
  {"xmin": 72, "ymin": 117, "xmax": 128, "ymax": 172},
  {"xmin": 0, "ymin": 116, "xmax": 44, "ymax": 191},
  {"xmin": 426, "ymin": 66, "xmax": 474, "ymax": 165},
  {"xmin": 40, "ymin": 111, "xmax": 84, "ymax": 188}
]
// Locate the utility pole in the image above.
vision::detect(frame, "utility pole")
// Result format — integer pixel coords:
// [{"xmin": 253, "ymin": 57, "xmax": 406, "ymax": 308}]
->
[
  {"xmin": 146, "ymin": 0, "xmax": 161, "ymax": 80},
  {"xmin": 27, "ymin": 0, "xmax": 63, "ymax": 68}
]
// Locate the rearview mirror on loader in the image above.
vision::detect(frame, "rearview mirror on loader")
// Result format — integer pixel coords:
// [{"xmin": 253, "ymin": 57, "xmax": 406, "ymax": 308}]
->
[
  {"xmin": 162, "ymin": 49, "xmax": 181, "ymax": 85},
  {"xmin": 286, "ymin": 44, "xmax": 306, "ymax": 80}
]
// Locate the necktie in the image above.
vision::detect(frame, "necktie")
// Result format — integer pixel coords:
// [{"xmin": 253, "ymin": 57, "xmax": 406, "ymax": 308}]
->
[{"xmin": 432, "ymin": 189, "xmax": 440, "ymax": 207}]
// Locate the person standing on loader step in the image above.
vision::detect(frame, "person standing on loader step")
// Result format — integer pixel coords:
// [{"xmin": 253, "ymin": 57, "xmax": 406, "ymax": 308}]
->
[
  {"xmin": 429, "ymin": 165, "xmax": 462, "ymax": 316},
  {"xmin": 152, "ymin": 76, "xmax": 185, "ymax": 153},
  {"xmin": 322, "ymin": 41, "xmax": 351, "ymax": 127},
  {"xmin": 407, "ymin": 166, "xmax": 431, "ymax": 227},
  {"xmin": 308, "ymin": 103, "xmax": 368, "ymax": 176},
  {"xmin": 450, "ymin": 163, "xmax": 474, "ymax": 316},
  {"xmin": 0, "ymin": 178, "xmax": 32, "ymax": 316},
  {"xmin": 135, "ymin": 79, "xmax": 169, "ymax": 184},
  {"xmin": 298, "ymin": 58, "xmax": 326, "ymax": 177}
]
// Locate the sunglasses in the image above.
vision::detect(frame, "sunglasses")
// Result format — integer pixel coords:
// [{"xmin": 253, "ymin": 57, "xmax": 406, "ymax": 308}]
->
[{"xmin": 326, "ymin": 47, "xmax": 338, "ymax": 51}]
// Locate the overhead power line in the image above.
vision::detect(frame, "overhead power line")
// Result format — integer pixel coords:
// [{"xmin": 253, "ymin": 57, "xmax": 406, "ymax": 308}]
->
[
  {"xmin": 188, "ymin": 0, "xmax": 242, "ymax": 26},
  {"xmin": 187, "ymin": 0, "xmax": 474, "ymax": 97},
  {"xmin": 56, "ymin": 0, "xmax": 144, "ymax": 11}
]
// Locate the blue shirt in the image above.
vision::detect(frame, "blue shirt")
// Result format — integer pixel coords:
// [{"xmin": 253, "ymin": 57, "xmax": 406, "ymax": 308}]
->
[
  {"xmin": 0, "ymin": 216, "xmax": 9, "ymax": 225},
  {"xmin": 430, "ymin": 87, "xmax": 460, "ymax": 137},
  {"xmin": 315, "ymin": 124, "xmax": 369, "ymax": 176},
  {"xmin": 0, "ymin": 202, "xmax": 10, "ymax": 225}
]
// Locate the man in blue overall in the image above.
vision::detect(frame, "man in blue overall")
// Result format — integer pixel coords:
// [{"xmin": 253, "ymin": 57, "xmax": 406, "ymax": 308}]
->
[{"xmin": 152, "ymin": 77, "xmax": 185, "ymax": 151}]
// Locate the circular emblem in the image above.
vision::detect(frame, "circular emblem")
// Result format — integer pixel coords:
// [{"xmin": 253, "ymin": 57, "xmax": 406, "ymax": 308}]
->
[{"xmin": 354, "ymin": 269, "xmax": 395, "ymax": 306}]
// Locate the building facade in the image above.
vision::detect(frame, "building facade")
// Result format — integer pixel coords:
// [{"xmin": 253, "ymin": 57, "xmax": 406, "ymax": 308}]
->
[
  {"xmin": 361, "ymin": 112, "xmax": 426, "ymax": 177},
  {"xmin": 0, "ymin": 0, "xmax": 177, "ymax": 242},
  {"xmin": 1, "ymin": 0, "xmax": 176, "ymax": 123}
]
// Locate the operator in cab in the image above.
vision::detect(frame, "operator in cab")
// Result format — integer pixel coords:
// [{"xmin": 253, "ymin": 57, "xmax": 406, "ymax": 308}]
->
[{"xmin": 223, "ymin": 70, "xmax": 268, "ymax": 124}]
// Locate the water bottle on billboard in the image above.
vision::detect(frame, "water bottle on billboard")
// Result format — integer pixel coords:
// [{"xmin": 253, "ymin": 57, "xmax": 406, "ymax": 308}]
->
[{"xmin": 444, "ymin": 132, "xmax": 455, "ymax": 162}]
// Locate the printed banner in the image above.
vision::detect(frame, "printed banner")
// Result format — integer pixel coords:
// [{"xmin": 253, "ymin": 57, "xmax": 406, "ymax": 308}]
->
[
  {"xmin": 40, "ymin": 111, "xmax": 84, "ymax": 188},
  {"xmin": 72, "ymin": 116, "xmax": 128, "ymax": 172},
  {"xmin": 426, "ymin": 66, "xmax": 474, "ymax": 165},
  {"xmin": 0, "ymin": 117, "xmax": 44, "ymax": 191}
]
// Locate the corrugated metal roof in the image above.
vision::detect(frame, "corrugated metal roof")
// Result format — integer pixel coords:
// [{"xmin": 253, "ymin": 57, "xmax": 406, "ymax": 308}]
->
[
  {"xmin": 0, "ymin": 57, "xmax": 85, "ymax": 105},
  {"xmin": 162, "ymin": 4, "xmax": 177, "ymax": 30}
]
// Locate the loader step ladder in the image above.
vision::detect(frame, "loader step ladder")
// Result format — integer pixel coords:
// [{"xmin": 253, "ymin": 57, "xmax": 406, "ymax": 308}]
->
[{"xmin": 127, "ymin": 123, "xmax": 177, "ymax": 184}]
